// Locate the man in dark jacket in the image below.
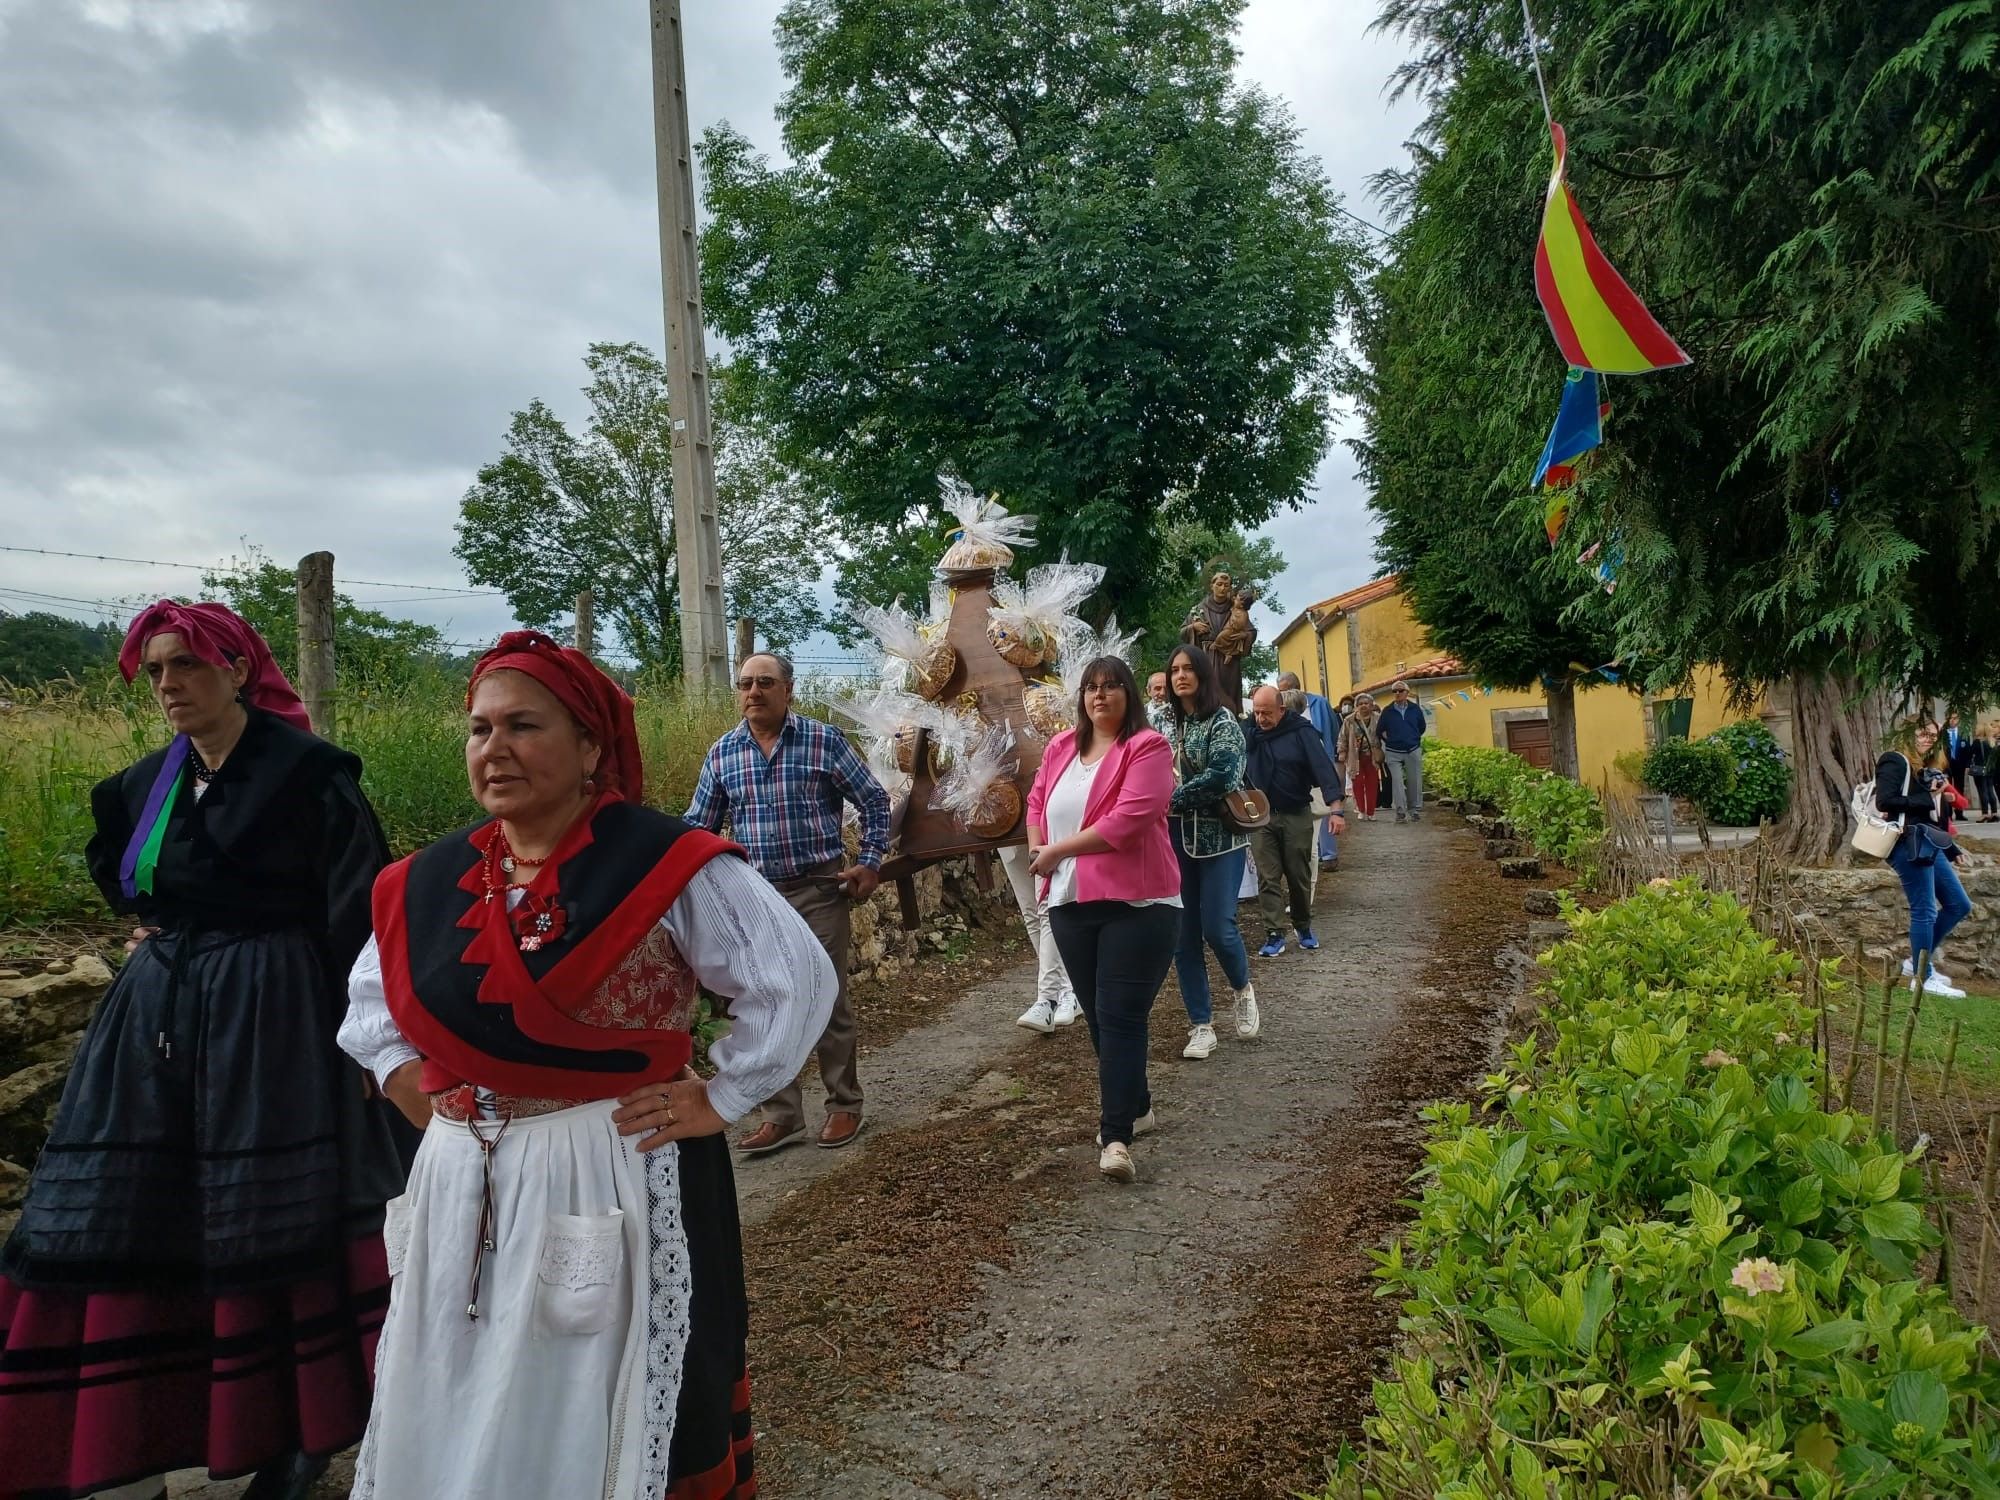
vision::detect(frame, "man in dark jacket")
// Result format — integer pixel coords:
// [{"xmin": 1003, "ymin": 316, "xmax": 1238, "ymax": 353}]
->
[
  {"xmin": 1376, "ymin": 679, "xmax": 1428, "ymax": 822},
  {"xmin": 1245, "ymin": 685, "xmax": 1345, "ymax": 957}
]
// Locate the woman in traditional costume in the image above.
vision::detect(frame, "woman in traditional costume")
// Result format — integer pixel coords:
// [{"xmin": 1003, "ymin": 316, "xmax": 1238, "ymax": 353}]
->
[
  {"xmin": 339, "ymin": 631, "xmax": 835, "ymax": 1500},
  {"xmin": 0, "ymin": 602, "xmax": 406, "ymax": 1500}
]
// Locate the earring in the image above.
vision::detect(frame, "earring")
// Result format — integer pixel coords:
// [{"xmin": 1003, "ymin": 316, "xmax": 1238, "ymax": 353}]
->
[{"xmin": 583, "ymin": 773, "xmax": 598, "ymax": 795}]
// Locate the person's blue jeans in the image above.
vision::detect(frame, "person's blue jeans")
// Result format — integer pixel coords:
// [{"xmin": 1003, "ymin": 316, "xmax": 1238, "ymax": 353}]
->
[
  {"xmin": 1174, "ymin": 845, "xmax": 1250, "ymax": 1025},
  {"xmin": 1888, "ymin": 840, "xmax": 1973, "ymax": 977},
  {"xmin": 1318, "ymin": 818, "xmax": 1338, "ymax": 863}
]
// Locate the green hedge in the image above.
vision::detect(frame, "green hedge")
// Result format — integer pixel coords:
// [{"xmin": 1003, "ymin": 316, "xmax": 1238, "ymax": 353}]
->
[
  {"xmin": 1425, "ymin": 740, "xmax": 1605, "ymax": 878},
  {"xmin": 1703, "ymin": 720, "xmax": 1795, "ymax": 827},
  {"xmin": 1319, "ymin": 882, "xmax": 2000, "ymax": 1499},
  {"xmin": 1645, "ymin": 736, "xmax": 1738, "ymax": 809}
]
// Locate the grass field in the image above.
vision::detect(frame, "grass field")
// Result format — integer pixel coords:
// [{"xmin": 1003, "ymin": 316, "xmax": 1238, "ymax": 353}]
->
[{"xmin": 0, "ymin": 670, "xmax": 747, "ymax": 929}]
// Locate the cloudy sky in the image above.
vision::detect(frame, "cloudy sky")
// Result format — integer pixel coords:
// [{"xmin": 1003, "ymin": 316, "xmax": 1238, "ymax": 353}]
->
[{"xmin": 0, "ymin": 0, "xmax": 1422, "ymax": 663}]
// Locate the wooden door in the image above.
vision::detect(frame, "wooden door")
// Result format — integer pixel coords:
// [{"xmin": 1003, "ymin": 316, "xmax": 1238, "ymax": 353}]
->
[{"xmin": 1505, "ymin": 717, "xmax": 1554, "ymax": 770}]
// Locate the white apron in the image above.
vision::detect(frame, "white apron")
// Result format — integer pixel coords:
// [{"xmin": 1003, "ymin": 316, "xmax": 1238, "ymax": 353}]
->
[{"xmin": 353, "ymin": 1101, "xmax": 692, "ymax": 1500}]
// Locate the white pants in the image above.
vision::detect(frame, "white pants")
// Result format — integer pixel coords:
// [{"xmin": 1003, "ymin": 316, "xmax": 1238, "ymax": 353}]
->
[
  {"xmin": 354, "ymin": 1100, "xmax": 689, "ymax": 1500},
  {"xmin": 998, "ymin": 844, "xmax": 1076, "ymax": 1007}
]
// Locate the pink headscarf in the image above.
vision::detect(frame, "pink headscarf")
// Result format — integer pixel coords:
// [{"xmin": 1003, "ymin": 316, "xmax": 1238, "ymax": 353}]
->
[{"xmin": 119, "ymin": 601, "xmax": 313, "ymax": 732}]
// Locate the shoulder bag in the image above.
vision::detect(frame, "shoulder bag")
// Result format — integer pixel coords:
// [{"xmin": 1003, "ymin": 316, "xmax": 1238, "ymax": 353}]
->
[{"xmin": 1849, "ymin": 755, "xmax": 1906, "ymax": 860}]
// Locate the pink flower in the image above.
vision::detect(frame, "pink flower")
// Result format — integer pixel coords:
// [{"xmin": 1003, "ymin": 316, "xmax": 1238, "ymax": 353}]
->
[{"xmin": 1730, "ymin": 1257, "xmax": 1785, "ymax": 1296}]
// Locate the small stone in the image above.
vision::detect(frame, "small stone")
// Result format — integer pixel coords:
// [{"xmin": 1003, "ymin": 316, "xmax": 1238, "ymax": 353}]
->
[
  {"xmin": 1523, "ymin": 889, "xmax": 1561, "ymax": 917},
  {"xmin": 1499, "ymin": 857, "xmax": 1544, "ymax": 879},
  {"xmin": 1483, "ymin": 838, "xmax": 1520, "ymax": 860},
  {"xmin": 0, "ymin": 970, "xmax": 19, "ymax": 981},
  {"xmin": 0, "ymin": 1158, "xmax": 26, "ymax": 1209},
  {"xmin": 41, "ymin": 960, "xmax": 69, "ymax": 976}
]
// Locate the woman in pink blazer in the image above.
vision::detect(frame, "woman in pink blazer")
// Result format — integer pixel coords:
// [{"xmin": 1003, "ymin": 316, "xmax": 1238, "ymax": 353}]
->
[{"xmin": 1026, "ymin": 655, "xmax": 1180, "ymax": 1182}]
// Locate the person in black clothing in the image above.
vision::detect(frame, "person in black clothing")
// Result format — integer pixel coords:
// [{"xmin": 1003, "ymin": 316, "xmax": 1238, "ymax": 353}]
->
[
  {"xmin": 1245, "ymin": 685, "xmax": 1345, "ymax": 957},
  {"xmin": 0, "ymin": 601, "xmax": 406, "ymax": 1500},
  {"xmin": 1972, "ymin": 720, "xmax": 1998, "ymax": 822},
  {"xmin": 1943, "ymin": 710, "xmax": 1974, "ymax": 796},
  {"xmin": 1876, "ymin": 718, "xmax": 1975, "ymax": 997}
]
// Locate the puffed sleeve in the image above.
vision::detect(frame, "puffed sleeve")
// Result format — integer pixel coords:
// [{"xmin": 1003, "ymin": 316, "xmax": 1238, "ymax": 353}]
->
[
  {"xmin": 339, "ymin": 935, "xmax": 422, "ymax": 1088},
  {"xmin": 663, "ymin": 853, "xmax": 838, "ymax": 1125}
]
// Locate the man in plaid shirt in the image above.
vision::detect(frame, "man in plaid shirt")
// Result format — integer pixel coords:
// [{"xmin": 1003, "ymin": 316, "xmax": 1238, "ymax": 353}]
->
[{"xmin": 686, "ymin": 653, "xmax": 891, "ymax": 1155}]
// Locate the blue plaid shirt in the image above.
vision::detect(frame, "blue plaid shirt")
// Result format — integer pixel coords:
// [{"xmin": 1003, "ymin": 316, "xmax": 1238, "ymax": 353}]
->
[{"xmin": 684, "ymin": 712, "xmax": 892, "ymax": 879}]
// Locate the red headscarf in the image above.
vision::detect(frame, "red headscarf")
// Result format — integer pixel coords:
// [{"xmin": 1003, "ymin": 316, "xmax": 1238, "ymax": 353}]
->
[
  {"xmin": 119, "ymin": 601, "xmax": 313, "ymax": 732},
  {"xmin": 467, "ymin": 631, "xmax": 644, "ymax": 797}
]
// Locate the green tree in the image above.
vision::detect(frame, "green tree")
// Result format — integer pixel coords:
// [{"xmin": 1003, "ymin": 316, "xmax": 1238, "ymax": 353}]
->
[
  {"xmin": 700, "ymin": 0, "xmax": 1366, "ymax": 633},
  {"xmin": 1367, "ymin": 0, "xmax": 2000, "ymax": 859},
  {"xmin": 455, "ymin": 344, "xmax": 828, "ymax": 672},
  {"xmin": 0, "ymin": 610, "xmax": 121, "ymax": 686},
  {"xmin": 1131, "ymin": 521, "xmax": 1286, "ymax": 681},
  {"xmin": 1352, "ymin": 49, "xmax": 1627, "ymax": 779},
  {"xmin": 200, "ymin": 554, "xmax": 454, "ymax": 693}
]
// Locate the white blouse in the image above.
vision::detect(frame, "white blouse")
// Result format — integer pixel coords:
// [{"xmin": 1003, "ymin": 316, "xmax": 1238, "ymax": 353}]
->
[{"xmin": 339, "ymin": 853, "xmax": 838, "ymax": 1125}]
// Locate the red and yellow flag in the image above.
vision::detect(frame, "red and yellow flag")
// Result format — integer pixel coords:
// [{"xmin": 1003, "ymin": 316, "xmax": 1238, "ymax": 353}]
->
[{"xmin": 1534, "ymin": 123, "xmax": 1689, "ymax": 374}]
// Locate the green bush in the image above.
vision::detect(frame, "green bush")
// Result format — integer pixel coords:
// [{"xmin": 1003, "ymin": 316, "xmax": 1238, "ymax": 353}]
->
[
  {"xmin": 1425, "ymin": 740, "xmax": 1531, "ymax": 809},
  {"xmin": 1319, "ymin": 882, "xmax": 2000, "ymax": 1499},
  {"xmin": 1644, "ymin": 735, "xmax": 1738, "ymax": 809},
  {"xmin": 1703, "ymin": 720, "xmax": 1794, "ymax": 827},
  {"xmin": 1426, "ymin": 738, "xmax": 1604, "ymax": 879}
]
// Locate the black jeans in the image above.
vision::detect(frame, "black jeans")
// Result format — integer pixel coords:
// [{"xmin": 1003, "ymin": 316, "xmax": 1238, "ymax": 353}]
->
[{"xmin": 1048, "ymin": 901, "xmax": 1180, "ymax": 1146}]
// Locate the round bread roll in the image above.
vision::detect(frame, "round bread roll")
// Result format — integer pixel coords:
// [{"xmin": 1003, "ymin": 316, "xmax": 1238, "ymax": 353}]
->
[
  {"xmin": 939, "ymin": 536, "xmax": 1014, "ymax": 574},
  {"xmin": 964, "ymin": 779, "xmax": 1022, "ymax": 840},
  {"xmin": 986, "ymin": 617, "xmax": 1047, "ymax": 669},
  {"xmin": 1023, "ymin": 683, "xmax": 1069, "ymax": 739},
  {"xmin": 907, "ymin": 641, "xmax": 958, "ymax": 700}
]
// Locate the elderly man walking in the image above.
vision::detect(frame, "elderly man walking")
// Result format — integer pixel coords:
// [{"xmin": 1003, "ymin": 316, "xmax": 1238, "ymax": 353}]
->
[
  {"xmin": 1377, "ymin": 680, "xmax": 1428, "ymax": 823},
  {"xmin": 687, "ymin": 653, "xmax": 892, "ymax": 1154},
  {"xmin": 1245, "ymin": 684, "xmax": 1345, "ymax": 957},
  {"xmin": 1145, "ymin": 670, "xmax": 1172, "ymax": 731},
  {"xmin": 1278, "ymin": 671, "xmax": 1343, "ymax": 869}
]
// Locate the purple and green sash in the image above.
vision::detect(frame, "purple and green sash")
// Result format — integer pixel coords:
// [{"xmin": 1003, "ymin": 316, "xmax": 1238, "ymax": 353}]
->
[{"xmin": 118, "ymin": 734, "xmax": 189, "ymax": 900}]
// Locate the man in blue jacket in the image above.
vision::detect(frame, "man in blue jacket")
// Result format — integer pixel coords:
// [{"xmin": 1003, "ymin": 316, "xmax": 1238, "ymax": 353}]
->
[
  {"xmin": 1376, "ymin": 680, "xmax": 1428, "ymax": 823},
  {"xmin": 1245, "ymin": 685, "xmax": 1345, "ymax": 957}
]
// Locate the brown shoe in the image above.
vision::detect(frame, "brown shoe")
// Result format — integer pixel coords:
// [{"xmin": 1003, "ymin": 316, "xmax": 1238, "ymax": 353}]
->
[
  {"xmin": 817, "ymin": 1111, "xmax": 864, "ymax": 1149},
  {"xmin": 736, "ymin": 1121, "xmax": 803, "ymax": 1156}
]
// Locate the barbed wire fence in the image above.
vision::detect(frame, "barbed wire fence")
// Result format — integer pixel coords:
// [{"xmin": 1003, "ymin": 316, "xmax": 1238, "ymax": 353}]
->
[{"xmin": 1595, "ymin": 786, "xmax": 2000, "ymax": 1347}]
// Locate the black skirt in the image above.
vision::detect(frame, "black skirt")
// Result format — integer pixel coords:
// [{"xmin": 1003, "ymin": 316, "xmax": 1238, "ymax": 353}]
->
[
  {"xmin": 665, "ymin": 1131, "xmax": 756, "ymax": 1498},
  {"xmin": 3, "ymin": 925, "xmax": 405, "ymax": 1293}
]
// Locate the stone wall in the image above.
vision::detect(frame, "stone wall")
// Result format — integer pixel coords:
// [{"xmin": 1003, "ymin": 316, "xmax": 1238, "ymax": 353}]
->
[
  {"xmin": 1787, "ymin": 857, "xmax": 1999, "ymax": 980},
  {"xmin": 0, "ymin": 855, "xmax": 1015, "ymax": 1239}
]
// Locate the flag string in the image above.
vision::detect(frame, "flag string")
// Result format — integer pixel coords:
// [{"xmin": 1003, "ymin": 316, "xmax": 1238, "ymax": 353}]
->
[{"xmin": 1520, "ymin": 0, "xmax": 1555, "ymax": 131}]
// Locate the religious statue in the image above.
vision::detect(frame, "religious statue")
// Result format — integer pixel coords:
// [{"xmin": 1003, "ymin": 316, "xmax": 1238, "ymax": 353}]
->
[{"xmin": 1180, "ymin": 569, "xmax": 1257, "ymax": 713}]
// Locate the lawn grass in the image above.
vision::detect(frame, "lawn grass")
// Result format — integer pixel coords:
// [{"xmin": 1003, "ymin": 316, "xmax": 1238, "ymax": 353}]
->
[{"xmin": 1830, "ymin": 963, "xmax": 2000, "ymax": 1102}]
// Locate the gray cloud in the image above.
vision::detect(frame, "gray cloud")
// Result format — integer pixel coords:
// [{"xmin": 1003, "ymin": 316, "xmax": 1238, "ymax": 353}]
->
[{"xmin": 0, "ymin": 0, "xmax": 1416, "ymax": 652}]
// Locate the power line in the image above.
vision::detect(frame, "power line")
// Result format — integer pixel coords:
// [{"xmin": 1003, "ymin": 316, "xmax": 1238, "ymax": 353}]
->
[{"xmin": 0, "ymin": 544, "xmax": 507, "ymax": 597}]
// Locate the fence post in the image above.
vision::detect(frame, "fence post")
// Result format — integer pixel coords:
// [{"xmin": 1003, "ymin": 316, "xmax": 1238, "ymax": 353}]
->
[
  {"xmin": 1890, "ymin": 952, "xmax": 1925, "ymax": 1142},
  {"xmin": 296, "ymin": 551, "xmax": 336, "ymax": 742},
  {"xmin": 1870, "ymin": 974, "xmax": 1893, "ymax": 1124},
  {"xmin": 1977, "ymin": 1115, "xmax": 2000, "ymax": 1336},
  {"xmin": 1840, "ymin": 950, "xmax": 1872, "ymax": 1109},
  {"xmin": 575, "ymin": 589, "xmax": 595, "ymax": 657}
]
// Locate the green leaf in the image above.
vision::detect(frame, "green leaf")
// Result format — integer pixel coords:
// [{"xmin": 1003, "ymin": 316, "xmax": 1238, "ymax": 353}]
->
[
  {"xmin": 1859, "ymin": 1201, "xmax": 1925, "ymax": 1242},
  {"xmin": 1477, "ymin": 1307, "xmax": 1557, "ymax": 1355},
  {"xmin": 1778, "ymin": 1319, "xmax": 1865, "ymax": 1358},
  {"xmin": 1857, "ymin": 1154, "xmax": 1903, "ymax": 1203},
  {"xmin": 1885, "ymin": 1369, "xmax": 1949, "ymax": 1437},
  {"xmin": 1830, "ymin": 1397, "xmax": 1897, "ymax": 1448},
  {"xmin": 1780, "ymin": 1175, "xmax": 1826, "ymax": 1225},
  {"xmin": 1574, "ymin": 1264, "xmax": 1613, "ymax": 1354}
]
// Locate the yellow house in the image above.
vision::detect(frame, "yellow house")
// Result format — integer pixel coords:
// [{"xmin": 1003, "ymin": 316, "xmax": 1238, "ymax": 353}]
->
[{"xmin": 1272, "ymin": 575, "xmax": 1769, "ymax": 791}]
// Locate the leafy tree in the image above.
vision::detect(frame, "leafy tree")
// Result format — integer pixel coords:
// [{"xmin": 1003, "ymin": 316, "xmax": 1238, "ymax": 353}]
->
[
  {"xmin": 1367, "ymin": 0, "xmax": 2000, "ymax": 859},
  {"xmin": 455, "ymin": 343, "xmax": 828, "ymax": 672},
  {"xmin": 0, "ymin": 610, "xmax": 120, "ymax": 686},
  {"xmin": 199, "ymin": 554, "xmax": 454, "ymax": 693},
  {"xmin": 700, "ymin": 0, "xmax": 1365, "ymax": 633}
]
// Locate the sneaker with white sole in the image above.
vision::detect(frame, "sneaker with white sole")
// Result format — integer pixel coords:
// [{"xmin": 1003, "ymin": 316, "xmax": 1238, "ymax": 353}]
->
[
  {"xmin": 1182, "ymin": 1024, "xmax": 1218, "ymax": 1059},
  {"xmin": 1097, "ymin": 1109, "xmax": 1158, "ymax": 1147},
  {"xmin": 1903, "ymin": 957, "xmax": 1954, "ymax": 986},
  {"xmin": 1016, "ymin": 998, "xmax": 1056, "ymax": 1033},
  {"xmin": 1233, "ymin": 983, "xmax": 1261, "ymax": 1039},
  {"xmin": 1098, "ymin": 1142, "xmax": 1136, "ymax": 1182},
  {"xmin": 1257, "ymin": 932, "xmax": 1286, "ymax": 958},
  {"xmin": 1923, "ymin": 972, "xmax": 1967, "ymax": 999},
  {"xmin": 1051, "ymin": 995, "xmax": 1084, "ymax": 1028}
]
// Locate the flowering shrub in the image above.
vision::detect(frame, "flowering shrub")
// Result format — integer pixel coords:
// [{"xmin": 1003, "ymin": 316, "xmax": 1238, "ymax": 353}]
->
[
  {"xmin": 1703, "ymin": 719, "xmax": 1794, "ymax": 827},
  {"xmin": 1426, "ymin": 739, "xmax": 1604, "ymax": 879},
  {"xmin": 1320, "ymin": 882, "xmax": 2000, "ymax": 1499}
]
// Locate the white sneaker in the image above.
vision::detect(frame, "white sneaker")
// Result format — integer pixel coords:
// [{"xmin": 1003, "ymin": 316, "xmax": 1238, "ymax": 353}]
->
[
  {"xmin": 1097, "ymin": 1110, "xmax": 1158, "ymax": 1147},
  {"xmin": 1182, "ymin": 1024, "xmax": 1218, "ymax": 1060},
  {"xmin": 1098, "ymin": 1141, "xmax": 1136, "ymax": 1183},
  {"xmin": 1903, "ymin": 958, "xmax": 1954, "ymax": 985},
  {"xmin": 1016, "ymin": 998, "xmax": 1056, "ymax": 1033},
  {"xmin": 1233, "ymin": 983, "xmax": 1262, "ymax": 1040},
  {"xmin": 1923, "ymin": 972, "xmax": 1967, "ymax": 999},
  {"xmin": 1051, "ymin": 995, "xmax": 1083, "ymax": 1028}
]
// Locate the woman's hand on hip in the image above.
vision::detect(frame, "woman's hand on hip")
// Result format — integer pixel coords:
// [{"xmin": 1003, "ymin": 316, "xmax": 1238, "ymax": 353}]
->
[
  {"xmin": 382, "ymin": 1059, "xmax": 433, "ymax": 1130},
  {"xmin": 615, "ymin": 1066, "xmax": 725, "ymax": 1151}
]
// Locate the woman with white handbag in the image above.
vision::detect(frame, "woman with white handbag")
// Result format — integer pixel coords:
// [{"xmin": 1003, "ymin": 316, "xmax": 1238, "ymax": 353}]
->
[{"xmin": 1874, "ymin": 719, "xmax": 1975, "ymax": 998}]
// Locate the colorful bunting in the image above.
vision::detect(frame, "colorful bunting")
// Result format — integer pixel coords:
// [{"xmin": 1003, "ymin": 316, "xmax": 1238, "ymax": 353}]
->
[
  {"xmin": 1535, "ymin": 123, "xmax": 1689, "ymax": 375},
  {"xmin": 1535, "ymin": 367, "xmax": 1611, "ymax": 544}
]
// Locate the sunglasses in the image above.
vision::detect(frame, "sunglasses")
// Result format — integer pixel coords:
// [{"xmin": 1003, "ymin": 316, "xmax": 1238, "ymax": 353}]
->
[{"xmin": 736, "ymin": 675, "xmax": 783, "ymax": 691}]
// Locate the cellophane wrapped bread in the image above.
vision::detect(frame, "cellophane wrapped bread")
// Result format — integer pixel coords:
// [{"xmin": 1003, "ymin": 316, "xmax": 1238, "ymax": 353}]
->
[
  {"xmin": 985, "ymin": 556, "xmax": 1105, "ymax": 670},
  {"xmin": 832, "ymin": 682, "xmax": 947, "ymax": 793},
  {"xmin": 1024, "ymin": 614, "xmax": 1143, "ymax": 741},
  {"xmin": 933, "ymin": 723, "xmax": 1022, "ymax": 839},
  {"xmin": 849, "ymin": 599, "xmax": 957, "ymax": 700},
  {"xmin": 936, "ymin": 478, "xmax": 1036, "ymax": 575}
]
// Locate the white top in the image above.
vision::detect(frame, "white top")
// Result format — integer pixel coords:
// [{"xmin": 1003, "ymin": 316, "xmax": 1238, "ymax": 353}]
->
[
  {"xmin": 339, "ymin": 852, "xmax": 838, "ymax": 1125},
  {"xmin": 1040, "ymin": 750, "xmax": 1181, "ymax": 910}
]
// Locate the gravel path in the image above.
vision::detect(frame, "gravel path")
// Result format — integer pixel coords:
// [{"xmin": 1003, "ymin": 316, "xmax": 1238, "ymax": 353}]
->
[{"xmin": 165, "ymin": 811, "xmax": 1527, "ymax": 1499}]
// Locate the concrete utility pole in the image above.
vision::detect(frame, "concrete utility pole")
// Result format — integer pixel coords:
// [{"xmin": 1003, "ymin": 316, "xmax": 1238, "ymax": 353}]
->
[
  {"xmin": 649, "ymin": 0, "xmax": 728, "ymax": 690},
  {"xmin": 296, "ymin": 551, "xmax": 337, "ymax": 741}
]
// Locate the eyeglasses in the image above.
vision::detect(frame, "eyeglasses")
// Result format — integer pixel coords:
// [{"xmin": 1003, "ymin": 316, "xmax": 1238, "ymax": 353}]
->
[{"xmin": 736, "ymin": 675, "xmax": 783, "ymax": 691}]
